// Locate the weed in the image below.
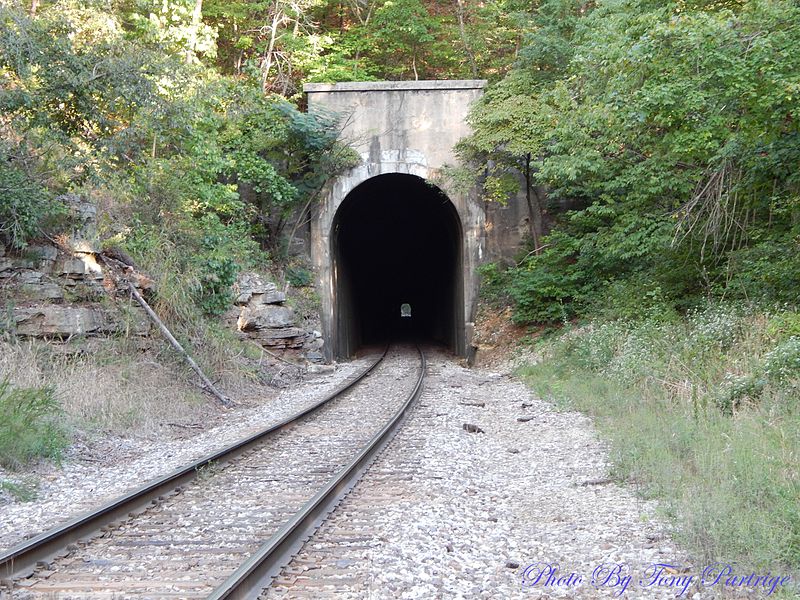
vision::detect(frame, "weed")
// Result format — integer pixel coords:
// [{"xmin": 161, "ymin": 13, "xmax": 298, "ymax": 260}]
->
[
  {"xmin": 287, "ymin": 286, "xmax": 321, "ymax": 327},
  {"xmin": 195, "ymin": 460, "xmax": 222, "ymax": 483},
  {"xmin": 519, "ymin": 304, "xmax": 800, "ymax": 572},
  {"xmin": 766, "ymin": 311, "xmax": 800, "ymax": 342},
  {"xmin": 477, "ymin": 262, "xmax": 512, "ymax": 307},
  {"xmin": 0, "ymin": 338, "xmax": 222, "ymax": 436},
  {"xmin": 0, "ymin": 477, "xmax": 38, "ymax": 502},
  {"xmin": 0, "ymin": 379, "xmax": 70, "ymax": 470}
]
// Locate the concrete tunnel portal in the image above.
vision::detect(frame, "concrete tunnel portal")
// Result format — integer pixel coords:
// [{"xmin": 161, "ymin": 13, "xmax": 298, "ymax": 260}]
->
[{"xmin": 331, "ymin": 173, "xmax": 465, "ymax": 358}]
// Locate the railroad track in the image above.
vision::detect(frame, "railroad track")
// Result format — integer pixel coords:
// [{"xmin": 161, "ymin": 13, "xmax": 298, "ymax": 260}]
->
[{"xmin": 1, "ymin": 344, "xmax": 426, "ymax": 599}]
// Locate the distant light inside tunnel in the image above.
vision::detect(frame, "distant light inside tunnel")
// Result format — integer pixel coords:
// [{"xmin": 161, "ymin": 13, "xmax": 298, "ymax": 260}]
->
[{"xmin": 400, "ymin": 303, "xmax": 412, "ymax": 318}]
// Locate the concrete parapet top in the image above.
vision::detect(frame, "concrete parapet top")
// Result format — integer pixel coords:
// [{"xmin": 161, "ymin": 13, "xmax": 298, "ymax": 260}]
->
[{"xmin": 303, "ymin": 80, "xmax": 487, "ymax": 93}]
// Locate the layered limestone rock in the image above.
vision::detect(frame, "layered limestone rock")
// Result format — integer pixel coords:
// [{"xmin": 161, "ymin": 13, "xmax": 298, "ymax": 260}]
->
[
  {"xmin": 233, "ymin": 272, "xmax": 286, "ymax": 306},
  {"xmin": 13, "ymin": 306, "xmax": 149, "ymax": 337},
  {"xmin": 232, "ymin": 271, "xmax": 323, "ymax": 357},
  {"xmin": 0, "ymin": 244, "xmax": 150, "ymax": 338},
  {"xmin": 2, "ymin": 195, "xmax": 324, "ymax": 362},
  {"xmin": 2, "ymin": 252, "xmax": 324, "ymax": 359},
  {"xmin": 0, "ymin": 195, "xmax": 159, "ymax": 339}
]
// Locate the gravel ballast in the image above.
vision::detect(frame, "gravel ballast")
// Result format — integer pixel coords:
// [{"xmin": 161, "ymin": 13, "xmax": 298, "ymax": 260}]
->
[
  {"xmin": 265, "ymin": 350, "xmax": 709, "ymax": 599},
  {"xmin": 0, "ymin": 357, "xmax": 372, "ymax": 551},
  {"xmin": 4, "ymin": 348, "xmax": 768, "ymax": 599}
]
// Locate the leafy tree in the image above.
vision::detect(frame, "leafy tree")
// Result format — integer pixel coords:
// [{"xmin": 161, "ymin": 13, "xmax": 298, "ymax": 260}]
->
[
  {"xmin": 203, "ymin": 0, "xmax": 330, "ymax": 95},
  {"xmin": 457, "ymin": 0, "xmax": 584, "ymax": 252},
  {"xmin": 126, "ymin": 0, "xmax": 217, "ymax": 64},
  {"xmin": 465, "ymin": 0, "xmax": 800, "ymax": 323},
  {"xmin": 0, "ymin": 154, "xmax": 57, "ymax": 249},
  {"xmin": 368, "ymin": 0, "xmax": 440, "ymax": 80},
  {"xmin": 0, "ymin": 0, "xmax": 357, "ymax": 317}
]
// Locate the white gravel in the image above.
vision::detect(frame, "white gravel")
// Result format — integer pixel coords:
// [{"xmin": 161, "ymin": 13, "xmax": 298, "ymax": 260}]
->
[
  {"xmin": 0, "ymin": 356, "xmax": 373, "ymax": 552},
  {"xmin": 5, "ymin": 348, "xmax": 790, "ymax": 600},
  {"xmin": 265, "ymin": 350, "xmax": 754, "ymax": 599}
]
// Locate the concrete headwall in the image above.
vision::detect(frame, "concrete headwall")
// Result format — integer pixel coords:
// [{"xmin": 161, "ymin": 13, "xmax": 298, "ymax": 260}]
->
[{"xmin": 304, "ymin": 80, "xmax": 488, "ymax": 360}]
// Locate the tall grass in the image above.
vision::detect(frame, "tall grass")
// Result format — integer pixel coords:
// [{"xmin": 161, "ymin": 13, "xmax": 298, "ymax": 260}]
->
[
  {"xmin": 0, "ymin": 379, "xmax": 69, "ymax": 470},
  {"xmin": 0, "ymin": 339, "xmax": 212, "ymax": 435},
  {"xmin": 519, "ymin": 303, "xmax": 800, "ymax": 573}
]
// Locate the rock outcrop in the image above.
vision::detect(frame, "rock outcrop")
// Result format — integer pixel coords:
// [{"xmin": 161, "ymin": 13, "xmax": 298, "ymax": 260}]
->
[
  {"xmin": 232, "ymin": 272, "xmax": 323, "ymax": 358},
  {"xmin": 0, "ymin": 245, "xmax": 150, "ymax": 338},
  {"xmin": 2, "ymin": 252, "xmax": 324, "ymax": 359},
  {"xmin": 1, "ymin": 196, "xmax": 324, "ymax": 363},
  {"xmin": 13, "ymin": 306, "xmax": 149, "ymax": 337}
]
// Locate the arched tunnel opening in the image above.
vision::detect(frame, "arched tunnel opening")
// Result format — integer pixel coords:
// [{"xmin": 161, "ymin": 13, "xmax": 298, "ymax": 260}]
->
[{"xmin": 331, "ymin": 173, "xmax": 464, "ymax": 359}]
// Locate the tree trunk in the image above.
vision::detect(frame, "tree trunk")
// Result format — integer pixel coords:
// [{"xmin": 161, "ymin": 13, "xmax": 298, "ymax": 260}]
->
[
  {"xmin": 262, "ymin": 6, "xmax": 282, "ymax": 92},
  {"xmin": 192, "ymin": 0, "xmax": 203, "ymax": 29},
  {"xmin": 187, "ymin": 0, "xmax": 203, "ymax": 62},
  {"xmin": 524, "ymin": 153, "xmax": 544, "ymax": 253},
  {"xmin": 455, "ymin": 0, "xmax": 478, "ymax": 78},
  {"xmin": 29, "ymin": 0, "xmax": 39, "ymax": 17},
  {"xmin": 351, "ymin": 0, "xmax": 374, "ymax": 76},
  {"xmin": 97, "ymin": 254, "xmax": 232, "ymax": 408}
]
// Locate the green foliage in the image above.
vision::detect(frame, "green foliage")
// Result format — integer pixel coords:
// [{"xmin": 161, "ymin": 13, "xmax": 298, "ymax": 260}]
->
[
  {"xmin": 0, "ymin": 0, "xmax": 526, "ymax": 254},
  {"xmin": 476, "ymin": 262, "xmax": 511, "ymax": 307},
  {"xmin": 204, "ymin": 0, "xmax": 525, "ymax": 87},
  {"xmin": 726, "ymin": 235, "xmax": 800, "ymax": 305},
  {"xmin": 369, "ymin": 0, "xmax": 440, "ymax": 79},
  {"xmin": 195, "ymin": 227, "xmax": 241, "ymax": 316},
  {"xmin": 766, "ymin": 312, "xmax": 800, "ymax": 342},
  {"xmin": 763, "ymin": 336, "xmax": 800, "ymax": 385},
  {"xmin": 503, "ymin": 231, "xmax": 591, "ymax": 323},
  {"xmin": 0, "ymin": 157, "xmax": 60, "ymax": 249},
  {"xmin": 1, "ymin": 0, "xmax": 357, "ymax": 314},
  {"xmin": 286, "ymin": 265, "xmax": 314, "ymax": 288},
  {"xmin": 216, "ymin": 90, "xmax": 359, "ymax": 253},
  {"xmin": 0, "ymin": 4, "xmax": 174, "ymax": 176},
  {"xmin": 465, "ymin": 0, "xmax": 800, "ymax": 325},
  {"xmin": 519, "ymin": 306, "xmax": 800, "ymax": 568},
  {"xmin": 0, "ymin": 379, "xmax": 70, "ymax": 470},
  {"xmin": 120, "ymin": 215, "xmax": 257, "ymax": 321},
  {"xmin": 128, "ymin": 0, "xmax": 218, "ymax": 63}
]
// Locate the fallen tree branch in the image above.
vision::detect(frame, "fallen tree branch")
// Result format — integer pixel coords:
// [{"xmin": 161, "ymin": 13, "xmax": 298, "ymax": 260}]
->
[
  {"xmin": 124, "ymin": 278, "xmax": 233, "ymax": 407},
  {"xmin": 99, "ymin": 254, "xmax": 233, "ymax": 407}
]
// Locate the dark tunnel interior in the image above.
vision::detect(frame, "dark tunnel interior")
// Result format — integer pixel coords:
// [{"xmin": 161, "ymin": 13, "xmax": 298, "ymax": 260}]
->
[{"xmin": 331, "ymin": 174, "xmax": 464, "ymax": 358}]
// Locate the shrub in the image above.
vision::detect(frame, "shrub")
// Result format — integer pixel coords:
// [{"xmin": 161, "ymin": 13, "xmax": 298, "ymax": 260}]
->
[
  {"xmin": 763, "ymin": 336, "xmax": 800, "ymax": 386},
  {"xmin": 727, "ymin": 236, "xmax": 800, "ymax": 305},
  {"xmin": 0, "ymin": 160, "xmax": 61, "ymax": 250},
  {"xmin": 686, "ymin": 303, "xmax": 748, "ymax": 353},
  {"xmin": 766, "ymin": 311, "xmax": 800, "ymax": 342},
  {"xmin": 715, "ymin": 334, "xmax": 800, "ymax": 412},
  {"xmin": 0, "ymin": 379, "xmax": 70, "ymax": 470},
  {"xmin": 120, "ymin": 214, "xmax": 259, "ymax": 321},
  {"xmin": 506, "ymin": 231, "xmax": 588, "ymax": 324},
  {"xmin": 477, "ymin": 262, "xmax": 511, "ymax": 306},
  {"xmin": 286, "ymin": 265, "xmax": 314, "ymax": 288}
]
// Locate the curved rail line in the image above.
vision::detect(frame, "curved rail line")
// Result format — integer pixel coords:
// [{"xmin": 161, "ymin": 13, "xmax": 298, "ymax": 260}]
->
[
  {"xmin": 0, "ymin": 345, "xmax": 389, "ymax": 582},
  {"xmin": 1, "ymin": 344, "xmax": 426, "ymax": 600},
  {"xmin": 209, "ymin": 345, "xmax": 426, "ymax": 600}
]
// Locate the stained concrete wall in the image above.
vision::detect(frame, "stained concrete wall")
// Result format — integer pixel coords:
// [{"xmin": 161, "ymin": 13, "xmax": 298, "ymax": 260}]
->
[{"xmin": 304, "ymin": 80, "xmax": 487, "ymax": 360}]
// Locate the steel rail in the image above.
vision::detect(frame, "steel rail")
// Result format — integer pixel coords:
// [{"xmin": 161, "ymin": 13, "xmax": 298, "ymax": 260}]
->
[
  {"xmin": 208, "ymin": 345, "xmax": 426, "ymax": 600},
  {"xmin": 0, "ymin": 346, "xmax": 389, "ymax": 581}
]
